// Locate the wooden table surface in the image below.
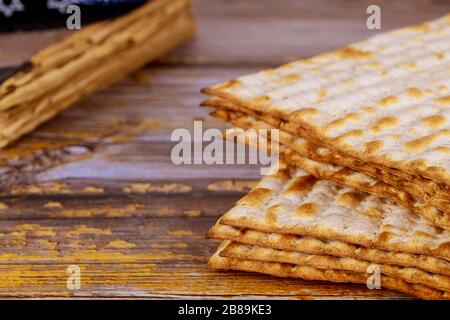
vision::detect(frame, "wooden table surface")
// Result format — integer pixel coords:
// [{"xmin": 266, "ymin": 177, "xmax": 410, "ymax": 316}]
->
[{"xmin": 0, "ymin": 0, "xmax": 449, "ymax": 299}]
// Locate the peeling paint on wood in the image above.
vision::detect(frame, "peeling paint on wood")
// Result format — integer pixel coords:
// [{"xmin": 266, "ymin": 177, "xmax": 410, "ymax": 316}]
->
[
  {"xmin": 123, "ymin": 182, "xmax": 193, "ymax": 194},
  {"xmin": 207, "ymin": 180, "xmax": 257, "ymax": 192}
]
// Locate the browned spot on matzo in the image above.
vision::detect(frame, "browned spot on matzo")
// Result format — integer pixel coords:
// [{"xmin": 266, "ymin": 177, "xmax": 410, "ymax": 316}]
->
[
  {"xmin": 264, "ymin": 204, "xmax": 281, "ymax": 224},
  {"xmin": 377, "ymin": 231, "xmax": 395, "ymax": 244},
  {"xmin": 362, "ymin": 208, "xmax": 383, "ymax": 218},
  {"xmin": 407, "ymin": 88, "xmax": 424, "ymax": 99},
  {"xmin": 336, "ymin": 192, "xmax": 363, "ymax": 208},
  {"xmin": 237, "ymin": 188, "xmax": 272, "ymax": 207},
  {"xmin": 438, "ymin": 85, "xmax": 448, "ymax": 94},
  {"xmin": 370, "ymin": 116, "xmax": 399, "ymax": 133},
  {"xmin": 364, "ymin": 140, "xmax": 384, "ymax": 155},
  {"xmin": 362, "ymin": 106, "xmax": 377, "ymax": 114},
  {"xmin": 251, "ymin": 96, "xmax": 271, "ymax": 105},
  {"xmin": 219, "ymin": 79, "xmax": 241, "ymax": 90},
  {"xmin": 412, "ymin": 231, "xmax": 434, "ymax": 240},
  {"xmin": 402, "ymin": 62, "xmax": 417, "ymax": 69},
  {"xmin": 336, "ymin": 47, "xmax": 374, "ymax": 60},
  {"xmin": 366, "ymin": 61, "xmax": 382, "ymax": 68},
  {"xmin": 334, "ymin": 129, "xmax": 364, "ymax": 143},
  {"xmin": 434, "ymin": 147, "xmax": 450, "ymax": 154},
  {"xmin": 422, "ymin": 115, "xmax": 446, "ymax": 128},
  {"xmin": 435, "ymin": 96, "xmax": 450, "ymax": 105},
  {"xmin": 388, "ymin": 134, "xmax": 401, "ymax": 140},
  {"xmin": 289, "ymin": 108, "xmax": 319, "ymax": 121},
  {"xmin": 404, "ymin": 134, "xmax": 440, "ymax": 152},
  {"xmin": 281, "ymin": 74, "xmax": 301, "ymax": 84},
  {"xmin": 325, "ymin": 113, "xmax": 360, "ymax": 132},
  {"xmin": 434, "ymin": 52, "xmax": 445, "ymax": 60},
  {"xmin": 295, "ymin": 202, "xmax": 319, "ymax": 217},
  {"xmin": 378, "ymin": 95, "xmax": 399, "ymax": 107},
  {"xmin": 284, "ymin": 175, "xmax": 317, "ymax": 195},
  {"xmin": 315, "ymin": 89, "xmax": 327, "ymax": 102}
]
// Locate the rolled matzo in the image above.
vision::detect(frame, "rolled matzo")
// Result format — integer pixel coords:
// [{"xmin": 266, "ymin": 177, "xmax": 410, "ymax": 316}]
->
[
  {"xmin": 0, "ymin": 0, "xmax": 195, "ymax": 147},
  {"xmin": 0, "ymin": 13, "xmax": 195, "ymax": 146}
]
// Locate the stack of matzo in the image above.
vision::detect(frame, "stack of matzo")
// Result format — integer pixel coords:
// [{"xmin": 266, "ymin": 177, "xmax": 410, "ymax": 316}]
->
[
  {"xmin": 0, "ymin": 0, "xmax": 195, "ymax": 148},
  {"xmin": 202, "ymin": 13, "xmax": 450, "ymax": 299}
]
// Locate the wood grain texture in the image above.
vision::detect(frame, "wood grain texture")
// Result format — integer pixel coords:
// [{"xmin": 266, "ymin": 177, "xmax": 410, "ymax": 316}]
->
[{"xmin": 1, "ymin": 0, "xmax": 449, "ymax": 299}]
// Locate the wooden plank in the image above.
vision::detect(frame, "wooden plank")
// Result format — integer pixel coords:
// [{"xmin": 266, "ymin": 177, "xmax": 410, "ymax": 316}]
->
[
  {"xmin": 0, "ymin": 217, "xmax": 411, "ymax": 299},
  {"xmin": 0, "ymin": 177, "xmax": 256, "ymax": 220}
]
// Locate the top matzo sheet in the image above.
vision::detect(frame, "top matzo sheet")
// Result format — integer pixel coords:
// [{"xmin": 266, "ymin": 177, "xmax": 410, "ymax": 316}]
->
[{"xmin": 203, "ymin": 14, "xmax": 450, "ymax": 186}]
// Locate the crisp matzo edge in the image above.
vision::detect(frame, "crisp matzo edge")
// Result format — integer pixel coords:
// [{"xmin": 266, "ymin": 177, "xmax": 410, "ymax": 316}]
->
[
  {"xmin": 202, "ymin": 97, "xmax": 450, "ymax": 205},
  {"xmin": 213, "ymin": 108, "xmax": 450, "ymax": 229},
  {"xmin": 221, "ymin": 241, "xmax": 450, "ymax": 292},
  {"xmin": 209, "ymin": 241, "xmax": 450, "ymax": 299},
  {"xmin": 209, "ymin": 222, "xmax": 450, "ymax": 277},
  {"xmin": 218, "ymin": 163, "xmax": 450, "ymax": 259}
]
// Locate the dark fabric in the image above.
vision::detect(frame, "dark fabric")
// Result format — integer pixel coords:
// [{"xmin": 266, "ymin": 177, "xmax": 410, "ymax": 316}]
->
[{"xmin": 0, "ymin": 0, "xmax": 148, "ymax": 32}]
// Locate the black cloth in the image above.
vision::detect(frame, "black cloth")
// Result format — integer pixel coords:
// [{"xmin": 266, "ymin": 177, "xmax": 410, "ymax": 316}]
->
[{"xmin": 0, "ymin": 0, "xmax": 148, "ymax": 31}]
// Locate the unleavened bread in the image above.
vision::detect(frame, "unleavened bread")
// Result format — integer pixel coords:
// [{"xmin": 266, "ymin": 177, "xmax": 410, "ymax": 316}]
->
[
  {"xmin": 203, "ymin": 14, "xmax": 450, "ymax": 187},
  {"xmin": 209, "ymin": 222, "xmax": 450, "ymax": 277},
  {"xmin": 209, "ymin": 241, "xmax": 450, "ymax": 299},
  {"xmin": 220, "ymin": 241, "xmax": 450, "ymax": 291},
  {"xmin": 218, "ymin": 162, "xmax": 450, "ymax": 259},
  {"xmin": 210, "ymin": 106, "xmax": 450, "ymax": 229}
]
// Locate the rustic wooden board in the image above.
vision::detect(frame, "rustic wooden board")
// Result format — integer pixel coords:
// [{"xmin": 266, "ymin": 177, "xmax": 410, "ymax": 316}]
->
[{"xmin": 1, "ymin": 0, "xmax": 449, "ymax": 299}]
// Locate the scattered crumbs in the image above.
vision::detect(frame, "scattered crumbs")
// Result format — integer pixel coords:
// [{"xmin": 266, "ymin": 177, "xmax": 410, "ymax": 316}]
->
[
  {"xmin": 83, "ymin": 186, "xmax": 105, "ymax": 194},
  {"xmin": 168, "ymin": 230, "xmax": 194, "ymax": 236},
  {"xmin": 9, "ymin": 181, "xmax": 70, "ymax": 195},
  {"xmin": 105, "ymin": 240, "xmax": 137, "ymax": 249},
  {"xmin": 184, "ymin": 209, "xmax": 202, "ymax": 217},
  {"xmin": 123, "ymin": 182, "xmax": 192, "ymax": 194},
  {"xmin": 58, "ymin": 204, "xmax": 140, "ymax": 218},
  {"xmin": 0, "ymin": 202, "xmax": 8, "ymax": 210},
  {"xmin": 207, "ymin": 180, "xmax": 257, "ymax": 192},
  {"xmin": 44, "ymin": 201, "xmax": 63, "ymax": 209}
]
